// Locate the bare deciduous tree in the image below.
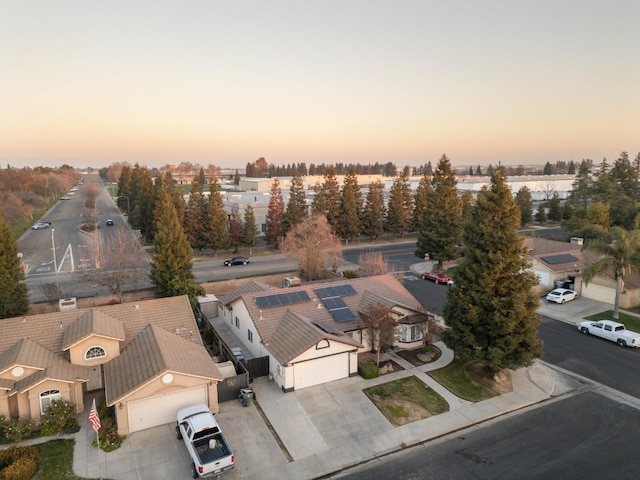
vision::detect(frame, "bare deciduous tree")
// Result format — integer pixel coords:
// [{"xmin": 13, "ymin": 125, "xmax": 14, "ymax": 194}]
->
[
  {"xmin": 358, "ymin": 251, "xmax": 390, "ymax": 277},
  {"xmin": 361, "ymin": 302, "xmax": 396, "ymax": 366},
  {"xmin": 282, "ymin": 214, "xmax": 342, "ymax": 281},
  {"xmin": 85, "ymin": 229, "xmax": 148, "ymax": 302}
]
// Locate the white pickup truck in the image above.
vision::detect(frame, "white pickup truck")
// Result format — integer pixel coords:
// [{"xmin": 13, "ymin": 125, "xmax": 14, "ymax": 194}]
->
[
  {"xmin": 578, "ymin": 320, "xmax": 640, "ymax": 347},
  {"xmin": 176, "ymin": 404, "xmax": 235, "ymax": 478}
]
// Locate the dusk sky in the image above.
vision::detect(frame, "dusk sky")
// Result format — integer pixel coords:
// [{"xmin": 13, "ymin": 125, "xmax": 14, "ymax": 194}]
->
[{"xmin": 1, "ymin": 1, "xmax": 638, "ymax": 170}]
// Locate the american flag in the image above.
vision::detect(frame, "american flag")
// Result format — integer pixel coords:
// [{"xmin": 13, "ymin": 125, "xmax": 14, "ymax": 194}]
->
[{"xmin": 88, "ymin": 398, "xmax": 101, "ymax": 432}]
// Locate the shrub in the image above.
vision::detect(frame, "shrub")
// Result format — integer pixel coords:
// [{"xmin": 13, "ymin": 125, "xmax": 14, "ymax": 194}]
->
[
  {"xmin": 0, "ymin": 446, "xmax": 38, "ymax": 480},
  {"xmin": 40, "ymin": 400, "xmax": 79, "ymax": 436},
  {"xmin": 0, "ymin": 417, "xmax": 37, "ymax": 444},
  {"xmin": 91, "ymin": 397, "xmax": 126, "ymax": 452},
  {"xmin": 341, "ymin": 270, "xmax": 360, "ymax": 279},
  {"xmin": 358, "ymin": 362, "xmax": 380, "ymax": 379}
]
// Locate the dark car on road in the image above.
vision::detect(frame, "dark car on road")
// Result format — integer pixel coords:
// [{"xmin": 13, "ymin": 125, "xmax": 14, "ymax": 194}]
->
[{"xmin": 224, "ymin": 256, "xmax": 249, "ymax": 266}]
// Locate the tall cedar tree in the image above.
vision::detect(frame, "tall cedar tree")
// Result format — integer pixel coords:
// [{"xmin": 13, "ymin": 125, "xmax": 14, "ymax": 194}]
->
[
  {"xmin": 150, "ymin": 187, "xmax": 203, "ymax": 304},
  {"xmin": 165, "ymin": 171, "xmax": 186, "ymax": 226},
  {"xmin": 443, "ymin": 167, "xmax": 542, "ymax": 373},
  {"xmin": 412, "ymin": 172, "xmax": 433, "ymax": 232},
  {"xmin": 128, "ymin": 165, "xmax": 155, "ymax": 242},
  {"xmin": 117, "ymin": 165, "xmax": 133, "ymax": 215},
  {"xmin": 514, "ymin": 186, "xmax": 533, "ymax": 226},
  {"xmin": 184, "ymin": 176, "xmax": 208, "ymax": 252},
  {"xmin": 337, "ymin": 167, "xmax": 362, "ymax": 242},
  {"xmin": 265, "ymin": 178, "xmax": 285, "ymax": 247},
  {"xmin": 385, "ymin": 171, "xmax": 413, "ymax": 238},
  {"xmin": 582, "ymin": 227, "xmax": 640, "ymax": 320},
  {"xmin": 547, "ymin": 192, "xmax": 562, "ymax": 222},
  {"xmin": 316, "ymin": 167, "xmax": 341, "ymax": 232},
  {"xmin": 416, "ymin": 155, "xmax": 462, "ymax": 269},
  {"xmin": 362, "ymin": 180, "xmax": 386, "ymax": 241},
  {"xmin": 243, "ymin": 204, "xmax": 259, "ymax": 255},
  {"xmin": 0, "ymin": 215, "xmax": 29, "ymax": 318},
  {"xmin": 204, "ymin": 179, "xmax": 230, "ymax": 255},
  {"xmin": 284, "ymin": 170, "xmax": 307, "ymax": 233},
  {"xmin": 228, "ymin": 203, "xmax": 243, "ymax": 253}
]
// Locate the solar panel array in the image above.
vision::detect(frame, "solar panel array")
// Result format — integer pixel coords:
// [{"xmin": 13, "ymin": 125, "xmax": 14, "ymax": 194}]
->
[
  {"xmin": 315, "ymin": 284, "xmax": 356, "ymax": 299},
  {"xmin": 255, "ymin": 290, "xmax": 310, "ymax": 309},
  {"xmin": 541, "ymin": 253, "xmax": 578, "ymax": 265},
  {"xmin": 314, "ymin": 285, "xmax": 357, "ymax": 322}
]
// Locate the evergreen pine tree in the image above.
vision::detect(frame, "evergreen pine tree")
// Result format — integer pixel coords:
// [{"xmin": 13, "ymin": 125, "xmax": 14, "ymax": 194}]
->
[
  {"xmin": 362, "ymin": 181, "xmax": 386, "ymax": 241},
  {"xmin": 228, "ymin": 203, "xmax": 243, "ymax": 253},
  {"xmin": 150, "ymin": 187, "xmax": 203, "ymax": 305},
  {"xmin": 204, "ymin": 178, "xmax": 230, "ymax": 255},
  {"xmin": 265, "ymin": 178, "xmax": 285, "ymax": 248},
  {"xmin": 384, "ymin": 171, "xmax": 413, "ymax": 238},
  {"xmin": 547, "ymin": 192, "xmax": 562, "ymax": 222},
  {"xmin": 514, "ymin": 186, "xmax": 533, "ymax": 226},
  {"xmin": 412, "ymin": 172, "xmax": 432, "ymax": 232},
  {"xmin": 337, "ymin": 167, "xmax": 362, "ymax": 242},
  {"xmin": 243, "ymin": 204, "xmax": 259, "ymax": 255},
  {"xmin": 535, "ymin": 203, "xmax": 547, "ymax": 224},
  {"xmin": 415, "ymin": 155, "xmax": 462, "ymax": 269},
  {"xmin": 0, "ymin": 215, "xmax": 29, "ymax": 318},
  {"xmin": 284, "ymin": 170, "xmax": 307, "ymax": 233},
  {"xmin": 184, "ymin": 176, "xmax": 208, "ymax": 252},
  {"xmin": 443, "ymin": 167, "xmax": 542, "ymax": 372}
]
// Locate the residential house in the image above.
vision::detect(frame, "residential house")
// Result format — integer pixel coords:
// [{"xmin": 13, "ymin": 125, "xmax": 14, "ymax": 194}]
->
[
  {"xmin": 0, "ymin": 295, "xmax": 223, "ymax": 436},
  {"xmin": 217, "ymin": 275, "xmax": 436, "ymax": 392},
  {"xmin": 523, "ymin": 237, "xmax": 586, "ymax": 292}
]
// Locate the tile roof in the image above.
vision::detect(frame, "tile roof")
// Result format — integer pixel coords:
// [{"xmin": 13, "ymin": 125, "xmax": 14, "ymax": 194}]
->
[
  {"xmin": 218, "ymin": 280, "xmax": 272, "ymax": 305},
  {"xmin": 1, "ymin": 338, "xmax": 88, "ymax": 394},
  {"xmin": 0, "ymin": 295, "xmax": 202, "ymax": 356},
  {"xmin": 104, "ymin": 324, "xmax": 223, "ymax": 405},
  {"xmin": 267, "ymin": 311, "xmax": 362, "ymax": 364},
  {"xmin": 523, "ymin": 237, "xmax": 582, "ymax": 255},
  {"xmin": 226, "ymin": 275, "xmax": 428, "ymax": 347},
  {"xmin": 62, "ymin": 309, "xmax": 126, "ymax": 351}
]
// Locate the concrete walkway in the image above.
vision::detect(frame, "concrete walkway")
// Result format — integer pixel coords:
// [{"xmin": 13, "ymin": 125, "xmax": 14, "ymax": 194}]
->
[{"xmin": 63, "ymin": 262, "xmax": 628, "ymax": 479}]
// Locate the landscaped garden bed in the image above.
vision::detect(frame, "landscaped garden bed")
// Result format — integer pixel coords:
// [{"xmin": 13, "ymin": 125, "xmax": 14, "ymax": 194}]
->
[
  {"xmin": 363, "ymin": 376, "xmax": 449, "ymax": 426},
  {"xmin": 395, "ymin": 344, "xmax": 442, "ymax": 366},
  {"xmin": 428, "ymin": 358, "xmax": 511, "ymax": 402}
]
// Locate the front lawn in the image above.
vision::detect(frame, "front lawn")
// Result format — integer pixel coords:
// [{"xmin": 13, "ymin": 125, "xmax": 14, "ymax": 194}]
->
[
  {"xmin": 363, "ymin": 376, "xmax": 449, "ymax": 426},
  {"xmin": 428, "ymin": 359, "xmax": 498, "ymax": 402},
  {"xmin": 32, "ymin": 439, "xmax": 106, "ymax": 480},
  {"xmin": 584, "ymin": 311, "xmax": 640, "ymax": 331}
]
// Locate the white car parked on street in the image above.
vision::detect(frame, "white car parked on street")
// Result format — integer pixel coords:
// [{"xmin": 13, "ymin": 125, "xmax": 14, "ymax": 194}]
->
[{"xmin": 546, "ymin": 288, "xmax": 578, "ymax": 304}]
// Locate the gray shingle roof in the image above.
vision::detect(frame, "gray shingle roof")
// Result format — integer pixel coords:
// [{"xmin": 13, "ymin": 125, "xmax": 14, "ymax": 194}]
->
[
  {"xmin": 224, "ymin": 275, "xmax": 428, "ymax": 361},
  {"xmin": 267, "ymin": 311, "xmax": 362, "ymax": 364},
  {"xmin": 62, "ymin": 309, "xmax": 126, "ymax": 351}
]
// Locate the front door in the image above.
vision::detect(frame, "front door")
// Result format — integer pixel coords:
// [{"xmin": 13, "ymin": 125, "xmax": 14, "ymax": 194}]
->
[{"xmin": 87, "ymin": 365, "xmax": 103, "ymax": 391}]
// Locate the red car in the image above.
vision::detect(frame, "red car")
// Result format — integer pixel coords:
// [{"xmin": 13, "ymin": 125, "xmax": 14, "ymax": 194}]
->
[{"xmin": 422, "ymin": 271, "xmax": 453, "ymax": 285}]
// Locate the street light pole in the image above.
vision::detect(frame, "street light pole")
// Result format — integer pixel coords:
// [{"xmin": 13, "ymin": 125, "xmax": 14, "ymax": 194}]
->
[{"xmin": 51, "ymin": 228, "xmax": 58, "ymax": 286}]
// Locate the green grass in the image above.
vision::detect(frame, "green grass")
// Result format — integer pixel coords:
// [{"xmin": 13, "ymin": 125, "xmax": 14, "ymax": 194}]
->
[
  {"xmin": 428, "ymin": 358, "xmax": 496, "ymax": 402},
  {"xmin": 364, "ymin": 376, "xmax": 449, "ymax": 426},
  {"xmin": 32, "ymin": 439, "xmax": 108, "ymax": 480},
  {"xmin": 584, "ymin": 310, "xmax": 640, "ymax": 331}
]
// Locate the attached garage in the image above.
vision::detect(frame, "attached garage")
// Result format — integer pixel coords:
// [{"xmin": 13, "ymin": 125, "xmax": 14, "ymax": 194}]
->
[
  {"xmin": 293, "ymin": 353, "xmax": 349, "ymax": 390},
  {"xmin": 127, "ymin": 385, "xmax": 207, "ymax": 433}
]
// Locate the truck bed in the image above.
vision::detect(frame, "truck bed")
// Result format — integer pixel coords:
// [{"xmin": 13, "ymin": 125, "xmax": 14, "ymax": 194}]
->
[{"xmin": 194, "ymin": 434, "xmax": 232, "ymax": 464}]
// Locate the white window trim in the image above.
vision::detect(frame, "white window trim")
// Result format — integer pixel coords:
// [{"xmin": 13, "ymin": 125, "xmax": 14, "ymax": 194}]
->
[
  {"xmin": 40, "ymin": 389, "xmax": 61, "ymax": 414},
  {"xmin": 85, "ymin": 346, "xmax": 106, "ymax": 360}
]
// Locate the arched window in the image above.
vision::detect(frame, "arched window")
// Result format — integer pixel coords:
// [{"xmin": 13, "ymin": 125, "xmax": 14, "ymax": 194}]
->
[
  {"xmin": 85, "ymin": 346, "xmax": 106, "ymax": 359},
  {"xmin": 40, "ymin": 389, "xmax": 61, "ymax": 414}
]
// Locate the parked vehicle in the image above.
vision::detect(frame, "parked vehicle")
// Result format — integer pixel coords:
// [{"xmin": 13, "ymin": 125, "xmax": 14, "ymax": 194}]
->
[
  {"xmin": 176, "ymin": 404, "xmax": 235, "ymax": 478},
  {"xmin": 61, "ymin": 196, "xmax": 71, "ymax": 200},
  {"xmin": 578, "ymin": 320, "xmax": 640, "ymax": 347},
  {"xmin": 546, "ymin": 288, "xmax": 578, "ymax": 304},
  {"xmin": 422, "ymin": 271, "xmax": 453, "ymax": 285},
  {"xmin": 32, "ymin": 221, "xmax": 52, "ymax": 230},
  {"xmin": 224, "ymin": 257, "xmax": 249, "ymax": 266}
]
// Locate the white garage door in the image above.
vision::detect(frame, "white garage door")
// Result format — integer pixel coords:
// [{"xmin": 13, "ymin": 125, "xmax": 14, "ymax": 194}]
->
[
  {"xmin": 128, "ymin": 385, "xmax": 207, "ymax": 433},
  {"xmin": 293, "ymin": 353, "xmax": 349, "ymax": 390}
]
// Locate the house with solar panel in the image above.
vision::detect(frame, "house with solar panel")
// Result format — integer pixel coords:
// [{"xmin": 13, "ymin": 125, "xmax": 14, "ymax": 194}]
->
[
  {"xmin": 217, "ymin": 275, "xmax": 436, "ymax": 391},
  {"xmin": 523, "ymin": 237, "xmax": 586, "ymax": 292}
]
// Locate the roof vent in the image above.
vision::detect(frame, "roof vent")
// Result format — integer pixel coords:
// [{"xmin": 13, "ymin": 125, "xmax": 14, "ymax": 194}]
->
[
  {"xmin": 134, "ymin": 304, "xmax": 139, "ymax": 309},
  {"xmin": 317, "ymin": 303, "xmax": 323, "ymax": 309}
]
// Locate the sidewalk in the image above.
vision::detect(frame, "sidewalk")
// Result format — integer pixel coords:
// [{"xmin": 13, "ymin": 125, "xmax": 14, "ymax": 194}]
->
[{"xmin": 67, "ymin": 263, "xmax": 620, "ymax": 480}]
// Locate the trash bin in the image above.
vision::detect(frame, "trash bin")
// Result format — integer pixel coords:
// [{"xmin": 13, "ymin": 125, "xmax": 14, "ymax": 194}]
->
[{"xmin": 239, "ymin": 388, "xmax": 254, "ymax": 407}]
